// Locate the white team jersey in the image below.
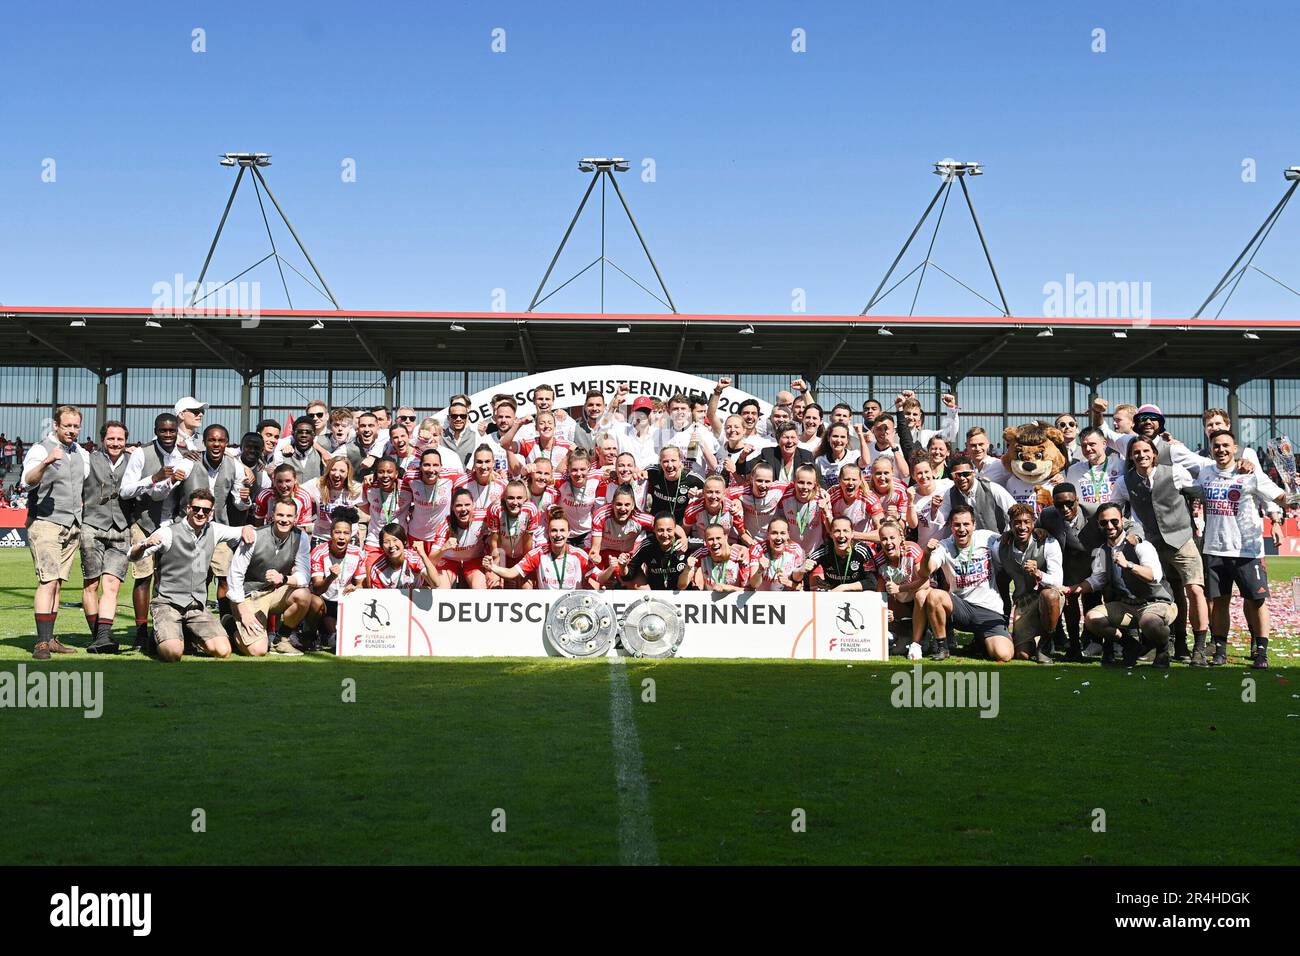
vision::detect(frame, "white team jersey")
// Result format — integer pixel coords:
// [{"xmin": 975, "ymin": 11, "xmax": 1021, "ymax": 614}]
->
[
  {"xmin": 554, "ymin": 476, "xmax": 604, "ymax": 535},
  {"xmin": 309, "ymin": 542, "xmax": 365, "ymax": 601},
  {"xmin": 1195, "ymin": 467, "xmax": 1283, "ymax": 558},
  {"xmin": 1065, "ymin": 455, "xmax": 1123, "ymax": 505},
  {"xmin": 1004, "ymin": 476, "xmax": 1054, "ymax": 514},
  {"xmin": 407, "ymin": 477, "xmax": 455, "ymax": 541},
  {"xmin": 930, "ymin": 530, "xmax": 1004, "ymax": 615},
  {"xmin": 781, "ymin": 495, "xmax": 826, "ymax": 555},
  {"xmin": 910, "ymin": 479, "xmax": 951, "ymax": 548}
]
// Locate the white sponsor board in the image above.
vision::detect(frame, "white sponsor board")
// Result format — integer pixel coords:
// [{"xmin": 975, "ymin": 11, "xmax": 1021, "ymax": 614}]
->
[
  {"xmin": 337, "ymin": 589, "xmax": 887, "ymax": 660},
  {"xmin": 464, "ymin": 366, "xmax": 772, "ymax": 425}
]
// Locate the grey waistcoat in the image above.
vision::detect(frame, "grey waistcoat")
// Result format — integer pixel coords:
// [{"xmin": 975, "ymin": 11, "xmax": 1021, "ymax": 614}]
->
[
  {"xmin": 954, "ymin": 478, "xmax": 1006, "ymax": 534},
  {"xmin": 82, "ymin": 451, "xmax": 130, "ymax": 531},
  {"xmin": 1103, "ymin": 541, "xmax": 1174, "ymax": 605},
  {"xmin": 131, "ymin": 443, "xmax": 169, "ymax": 534},
  {"xmin": 27, "ymin": 436, "xmax": 84, "ymax": 527},
  {"xmin": 155, "ymin": 520, "xmax": 219, "ymax": 608},
  {"xmin": 998, "ymin": 531, "xmax": 1048, "ymax": 607},
  {"xmin": 243, "ymin": 526, "xmax": 304, "ymax": 593},
  {"xmin": 178, "ymin": 455, "xmax": 243, "ymax": 524},
  {"xmin": 1124, "ymin": 466, "xmax": 1191, "ymax": 549}
]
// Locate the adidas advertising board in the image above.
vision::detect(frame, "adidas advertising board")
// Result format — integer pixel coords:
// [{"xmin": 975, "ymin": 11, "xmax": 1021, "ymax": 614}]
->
[{"xmin": 0, "ymin": 528, "xmax": 27, "ymax": 548}]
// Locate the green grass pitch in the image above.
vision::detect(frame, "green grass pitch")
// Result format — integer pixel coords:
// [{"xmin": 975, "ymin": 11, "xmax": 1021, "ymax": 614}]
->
[{"xmin": 0, "ymin": 548, "xmax": 1296, "ymax": 865}]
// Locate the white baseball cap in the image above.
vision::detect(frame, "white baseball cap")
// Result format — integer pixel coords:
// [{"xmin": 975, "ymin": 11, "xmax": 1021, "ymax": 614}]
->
[{"xmin": 173, "ymin": 396, "xmax": 208, "ymax": 417}]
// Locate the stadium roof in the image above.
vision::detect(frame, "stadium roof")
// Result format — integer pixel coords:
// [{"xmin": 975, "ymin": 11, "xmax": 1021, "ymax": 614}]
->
[{"xmin": 6, "ymin": 305, "xmax": 1300, "ymax": 385}]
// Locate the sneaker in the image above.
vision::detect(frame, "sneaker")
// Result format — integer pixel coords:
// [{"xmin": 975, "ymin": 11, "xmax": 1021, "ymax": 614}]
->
[
  {"xmin": 32, "ymin": 641, "xmax": 51, "ymax": 661},
  {"xmin": 1081, "ymin": 641, "xmax": 1103, "ymax": 659},
  {"xmin": 929, "ymin": 643, "xmax": 950, "ymax": 662},
  {"xmin": 1250, "ymin": 652, "xmax": 1269, "ymax": 670},
  {"xmin": 1138, "ymin": 648, "xmax": 1157, "ymax": 663},
  {"xmin": 272, "ymin": 636, "xmax": 303, "ymax": 657},
  {"xmin": 1189, "ymin": 649, "xmax": 1209, "ymax": 668},
  {"xmin": 1034, "ymin": 649, "xmax": 1055, "ymax": 665},
  {"xmin": 1153, "ymin": 650, "xmax": 1171, "ymax": 669},
  {"xmin": 1210, "ymin": 650, "xmax": 1228, "ymax": 666},
  {"xmin": 48, "ymin": 638, "xmax": 77, "ymax": 655}
]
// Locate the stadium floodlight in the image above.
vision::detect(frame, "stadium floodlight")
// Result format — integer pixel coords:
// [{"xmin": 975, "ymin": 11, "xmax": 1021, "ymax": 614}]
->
[
  {"xmin": 616, "ymin": 324, "xmax": 631, "ymax": 333},
  {"xmin": 69, "ymin": 318, "xmax": 86, "ymax": 327},
  {"xmin": 1112, "ymin": 330, "xmax": 1127, "ymax": 338},
  {"xmin": 145, "ymin": 318, "xmax": 162, "ymax": 328},
  {"xmin": 1037, "ymin": 327, "xmax": 1054, "ymax": 338},
  {"xmin": 449, "ymin": 323, "xmax": 466, "ymax": 332},
  {"xmin": 1244, "ymin": 330, "xmax": 1261, "ymax": 340},
  {"xmin": 309, "ymin": 319, "xmax": 324, "ymax": 330},
  {"xmin": 530, "ymin": 156, "xmax": 676, "ymax": 314},
  {"xmin": 933, "ymin": 159, "xmax": 983, "ymax": 182},
  {"xmin": 1285, "ymin": 166, "xmax": 1300, "ymax": 182},
  {"xmin": 738, "ymin": 323, "xmax": 755, "ymax": 334},
  {"xmin": 877, "ymin": 326, "xmax": 893, "ymax": 336},
  {"xmin": 220, "ymin": 152, "xmax": 272, "ymax": 167},
  {"xmin": 577, "ymin": 157, "xmax": 630, "ymax": 172}
]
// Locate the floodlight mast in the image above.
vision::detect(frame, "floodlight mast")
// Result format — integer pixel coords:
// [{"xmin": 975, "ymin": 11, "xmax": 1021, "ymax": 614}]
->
[
  {"xmin": 1193, "ymin": 166, "xmax": 1300, "ymax": 319},
  {"xmin": 528, "ymin": 157, "xmax": 677, "ymax": 313},
  {"xmin": 861, "ymin": 159, "xmax": 1011, "ymax": 318},
  {"xmin": 187, "ymin": 152, "xmax": 341, "ymax": 313}
]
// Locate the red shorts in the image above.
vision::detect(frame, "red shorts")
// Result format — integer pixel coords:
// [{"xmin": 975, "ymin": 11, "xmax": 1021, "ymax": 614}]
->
[{"xmin": 436, "ymin": 557, "xmax": 484, "ymax": 583}]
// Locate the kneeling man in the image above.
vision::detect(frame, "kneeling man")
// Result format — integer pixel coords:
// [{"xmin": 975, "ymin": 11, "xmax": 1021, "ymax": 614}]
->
[
  {"xmin": 1065, "ymin": 502, "xmax": 1177, "ymax": 668},
  {"xmin": 924, "ymin": 505, "xmax": 1012, "ymax": 661},
  {"xmin": 128, "ymin": 489, "xmax": 255, "ymax": 662},
  {"xmin": 228, "ymin": 498, "xmax": 319, "ymax": 656},
  {"xmin": 998, "ymin": 503, "xmax": 1063, "ymax": 664}
]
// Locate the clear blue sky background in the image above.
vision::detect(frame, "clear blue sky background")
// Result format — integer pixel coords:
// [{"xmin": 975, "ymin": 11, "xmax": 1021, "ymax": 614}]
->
[{"xmin": 2, "ymin": 0, "xmax": 1298, "ymax": 319}]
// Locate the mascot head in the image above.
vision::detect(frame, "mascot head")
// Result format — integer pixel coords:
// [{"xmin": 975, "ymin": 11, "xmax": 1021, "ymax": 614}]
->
[{"xmin": 1002, "ymin": 422, "xmax": 1068, "ymax": 487}]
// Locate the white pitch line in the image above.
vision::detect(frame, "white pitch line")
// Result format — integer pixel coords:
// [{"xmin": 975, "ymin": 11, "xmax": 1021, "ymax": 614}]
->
[{"xmin": 607, "ymin": 656, "xmax": 660, "ymax": 865}]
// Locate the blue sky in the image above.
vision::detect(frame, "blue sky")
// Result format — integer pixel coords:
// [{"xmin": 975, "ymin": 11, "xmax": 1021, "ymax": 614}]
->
[{"xmin": 2, "ymin": 0, "xmax": 1299, "ymax": 319}]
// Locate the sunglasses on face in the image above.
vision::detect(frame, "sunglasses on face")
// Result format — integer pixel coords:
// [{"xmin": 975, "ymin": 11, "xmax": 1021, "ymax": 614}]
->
[
  {"xmin": 398, "ymin": 415, "xmax": 416, "ymax": 422},
  {"xmin": 1056, "ymin": 420, "xmax": 1075, "ymax": 428},
  {"xmin": 310, "ymin": 411, "xmax": 326, "ymax": 418},
  {"xmin": 1099, "ymin": 518, "xmax": 1122, "ymax": 527},
  {"xmin": 189, "ymin": 505, "xmax": 213, "ymax": 515},
  {"xmin": 449, "ymin": 412, "xmax": 468, "ymax": 420},
  {"xmin": 951, "ymin": 471, "xmax": 974, "ymax": 478}
]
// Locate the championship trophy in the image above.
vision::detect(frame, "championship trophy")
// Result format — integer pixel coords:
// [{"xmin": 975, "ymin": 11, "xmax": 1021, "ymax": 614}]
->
[
  {"xmin": 543, "ymin": 592, "xmax": 617, "ymax": 658},
  {"xmin": 620, "ymin": 595, "xmax": 685, "ymax": 659},
  {"xmin": 1265, "ymin": 436, "xmax": 1300, "ymax": 507}
]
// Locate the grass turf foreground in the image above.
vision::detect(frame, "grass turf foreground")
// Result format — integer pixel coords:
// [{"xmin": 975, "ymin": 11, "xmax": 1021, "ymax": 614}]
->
[{"xmin": 0, "ymin": 550, "xmax": 1296, "ymax": 865}]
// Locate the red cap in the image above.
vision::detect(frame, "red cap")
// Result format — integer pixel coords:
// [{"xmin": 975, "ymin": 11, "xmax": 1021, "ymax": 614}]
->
[{"xmin": 631, "ymin": 396, "xmax": 654, "ymax": 413}]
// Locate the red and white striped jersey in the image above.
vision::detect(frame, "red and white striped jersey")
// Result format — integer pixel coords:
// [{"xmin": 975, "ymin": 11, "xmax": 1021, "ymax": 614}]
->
[
  {"xmin": 529, "ymin": 486, "xmax": 559, "ymax": 515},
  {"xmin": 485, "ymin": 500, "xmax": 544, "ymax": 559},
  {"xmin": 518, "ymin": 437, "xmax": 574, "ymax": 469},
  {"xmin": 691, "ymin": 545, "xmax": 750, "ymax": 588},
  {"xmin": 683, "ymin": 497, "xmax": 741, "ymax": 542},
  {"xmin": 434, "ymin": 510, "xmax": 489, "ymax": 562},
  {"xmin": 864, "ymin": 481, "xmax": 910, "ymax": 523},
  {"xmin": 873, "ymin": 540, "xmax": 926, "ymax": 587},
  {"xmin": 406, "ymin": 477, "xmax": 454, "ymax": 541},
  {"xmin": 727, "ymin": 481, "xmax": 792, "ymax": 540},
  {"xmin": 363, "ymin": 483, "xmax": 413, "ymax": 548},
  {"xmin": 828, "ymin": 486, "xmax": 884, "ymax": 533},
  {"xmin": 781, "ymin": 494, "xmax": 828, "ymax": 555},
  {"xmin": 552, "ymin": 476, "xmax": 605, "ymax": 535},
  {"xmin": 590, "ymin": 505, "xmax": 654, "ymax": 556},
  {"xmin": 365, "ymin": 548, "xmax": 427, "ymax": 589},
  {"xmin": 746, "ymin": 541, "xmax": 807, "ymax": 591},
  {"xmin": 602, "ymin": 476, "xmax": 647, "ymax": 509},
  {"xmin": 451, "ymin": 473, "xmax": 506, "ymax": 510},
  {"xmin": 253, "ymin": 486, "xmax": 316, "ymax": 528},
  {"xmin": 309, "ymin": 541, "xmax": 365, "ymax": 600},
  {"xmin": 306, "ymin": 484, "xmax": 365, "ymax": 539},
  {"xmin": 515, "ymin": 544, "xmax": 594, "ymax": 589}
]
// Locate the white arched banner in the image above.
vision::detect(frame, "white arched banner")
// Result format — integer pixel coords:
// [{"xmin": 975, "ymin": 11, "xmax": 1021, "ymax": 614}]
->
[{"xmin": 464, "ymin": 366, "xmax": 773, "ymax": 425}]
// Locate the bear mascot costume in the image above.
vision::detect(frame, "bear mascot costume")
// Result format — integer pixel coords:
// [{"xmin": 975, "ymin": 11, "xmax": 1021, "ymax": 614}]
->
[{"xmin": 1001, "ymin": 422, "xmax": 1068, "ymax": 512}]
